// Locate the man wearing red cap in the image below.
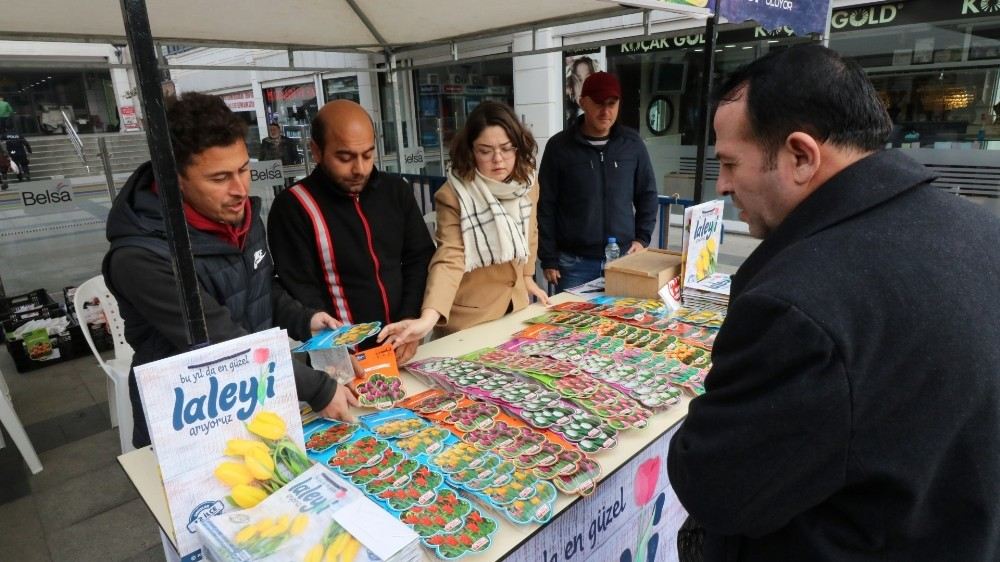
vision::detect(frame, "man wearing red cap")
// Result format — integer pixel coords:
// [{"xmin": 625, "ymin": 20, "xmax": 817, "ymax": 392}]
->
[{"xmin": 538, "ymin": 71, "xmax": 658, "ymax": 292}]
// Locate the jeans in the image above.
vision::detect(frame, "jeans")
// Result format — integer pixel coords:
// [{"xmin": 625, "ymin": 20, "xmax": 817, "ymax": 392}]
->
[{"xmin": 557, "ymin": 253, "xmax": 604, "ymax": 293}]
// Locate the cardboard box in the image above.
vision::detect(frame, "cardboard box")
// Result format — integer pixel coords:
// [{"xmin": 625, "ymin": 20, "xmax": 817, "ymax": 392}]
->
[{"xmin": 605, "ymin": 248, "xmax": 682, "ymax": 299}]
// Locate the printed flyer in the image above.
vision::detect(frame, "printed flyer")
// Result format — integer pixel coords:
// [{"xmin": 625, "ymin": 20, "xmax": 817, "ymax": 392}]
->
[
  {"xmin": 134, "ymin": 328, "xmax": 305, "ymax": 562},
  {"xmin": 681, "ymin": 200, "xmax": 725, "ymax": 287}
]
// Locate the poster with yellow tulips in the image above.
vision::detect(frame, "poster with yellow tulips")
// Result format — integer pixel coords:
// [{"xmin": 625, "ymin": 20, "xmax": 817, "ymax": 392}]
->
[
  {"xmin": 134, "ymin": 328, "xmax": 306, "ymax": 562},
  {"xmin": 680, "ymin": 200, "xmax": 726, "ymax": 288},
  {"xmin": 198, "ymin": 464, "xmax": 420, "ymax": 562}
]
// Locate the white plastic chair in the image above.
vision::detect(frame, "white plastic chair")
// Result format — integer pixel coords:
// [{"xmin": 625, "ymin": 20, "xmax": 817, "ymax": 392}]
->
[
  {"xmin": 73, "ymin": 275, "xmax": 135, "ymax": 452},
  {"xmin": 0, "ymin": 365, "xmax": 43, "ymax": 473}
]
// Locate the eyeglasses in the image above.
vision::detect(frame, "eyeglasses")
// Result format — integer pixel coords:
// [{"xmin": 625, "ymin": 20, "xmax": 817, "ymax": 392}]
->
[{"xmin": 474, "ymin": 144, "xmax": 517, "ymax": 159}]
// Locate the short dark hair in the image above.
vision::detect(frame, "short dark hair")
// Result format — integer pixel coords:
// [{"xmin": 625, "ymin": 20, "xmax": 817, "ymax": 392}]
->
[
  {"xmin": 715, "ymin": 44, "xmax": 892, "ymax": 168},
  {"xmin": 449, "ymin": 101, "xmax": 537, "ymax": 184},
  {"xmin": 166, "ymin": 92, "xmax": 247, "ymax": 174},
  {"xmin": 310, "ymin": 113, "xmax": 325, "ymax": 151}
]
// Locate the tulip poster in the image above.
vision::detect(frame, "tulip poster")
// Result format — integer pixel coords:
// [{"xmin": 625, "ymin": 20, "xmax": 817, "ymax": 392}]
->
[
  {"xmin": 134, "ymin": 328, "xmax": 306, "ymax": 562},
  {"xmin": 504, "ymin": 424, "xmax": 687, "ymax": 562}
]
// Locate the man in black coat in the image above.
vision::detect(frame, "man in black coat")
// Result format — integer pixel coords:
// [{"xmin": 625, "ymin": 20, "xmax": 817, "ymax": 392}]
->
[
  {"xmin": 4, "ymin": 133, "xmax": 31, "ymax": 181},
  {"xmin": 103, "ymin": 93, "xmax": 357, "ymax": 448},
  {"xmin": 668, "ymin": 45, "xmax": 1000, "ymax": 561}
]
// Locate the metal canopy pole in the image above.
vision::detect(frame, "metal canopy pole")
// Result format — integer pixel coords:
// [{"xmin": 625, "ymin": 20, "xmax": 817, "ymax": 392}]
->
[
  {"xmin": 693, "ymin": 5, "xmax": 720, "ymax": 204},
  {"xmin": 120, "ymin": 0, "xmax": 209, "ymax": 348}
]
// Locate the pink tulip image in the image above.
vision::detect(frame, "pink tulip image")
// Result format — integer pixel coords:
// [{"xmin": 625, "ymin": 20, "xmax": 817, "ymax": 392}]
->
[
  {"xmin": 634, "ymin": 456, "xmax": 661, "ymax": 507},
  {"xmin": 253, "ymin": 348, "xmax": 270, "ymax": 365}
]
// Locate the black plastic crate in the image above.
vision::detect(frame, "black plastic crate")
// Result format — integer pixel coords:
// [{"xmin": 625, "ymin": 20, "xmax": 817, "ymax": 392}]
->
[{"xmin": 0, "ymin": 289, "xmax": 56, "ymax": 319}]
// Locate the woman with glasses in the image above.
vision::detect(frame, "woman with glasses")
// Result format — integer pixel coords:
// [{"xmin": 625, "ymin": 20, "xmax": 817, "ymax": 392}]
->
[{"xmin": 378, "ymin": 101, "xmax": 549, "ymax": 347}]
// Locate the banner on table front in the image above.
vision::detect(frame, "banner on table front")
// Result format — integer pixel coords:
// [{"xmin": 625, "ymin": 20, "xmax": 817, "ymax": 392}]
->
[{"xmin": 505, "ymin": 423, "xmax": 687, "ymax": 562}]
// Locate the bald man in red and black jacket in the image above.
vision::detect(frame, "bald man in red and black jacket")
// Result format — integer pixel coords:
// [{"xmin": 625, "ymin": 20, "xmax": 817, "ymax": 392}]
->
[{"xmin": 268, "ymin": 101, "xmax": 435, "ymax": 363}]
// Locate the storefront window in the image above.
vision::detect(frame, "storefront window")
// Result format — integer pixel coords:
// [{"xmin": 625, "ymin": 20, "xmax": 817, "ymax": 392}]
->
[
  {"xmin": 220, "ymin": 90, "xmax": 261, "ymax": 157},
  {"xmin": 833, "ymin": 17, "xmax": 1000, "ymax": 150},
  {"xmin": 0, "ymin": 70, "xmax": 117, "ymax": 135},
  {"xmin": 412, "ymin": 60, "xmax": 514, "ymax": 169},
  {"xmin": 323, "ymin": 76, "xmax": 360, "ymax": 103},
  {"xmin": 262, "ymin": 83, "xmax": 317, "ymax": 129}
]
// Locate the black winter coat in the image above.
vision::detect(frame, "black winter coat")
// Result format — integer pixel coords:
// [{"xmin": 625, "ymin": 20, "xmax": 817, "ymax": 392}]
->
[
  {"xmin": 267, "ymin": 166, "xmax": 435, "ymax": 330},
  {"xmin": 103, "ymin": 162, "xmax": 336, "ymax": 448},
  {"xmin": 537, "ymin": 117, "xmax": 658, "ymax": 266},
  {"xmin": 668, "ymin": 150, "xmax": 1000, "ymax": 561}
]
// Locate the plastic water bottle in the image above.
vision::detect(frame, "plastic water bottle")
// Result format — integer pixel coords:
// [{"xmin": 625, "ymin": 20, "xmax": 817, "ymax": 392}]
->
[{"xmin": 603, "ymin": 237, "xmax": 620, "ymax": 276}]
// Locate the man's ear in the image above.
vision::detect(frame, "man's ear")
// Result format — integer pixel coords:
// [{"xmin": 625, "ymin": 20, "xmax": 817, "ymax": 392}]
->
[
  {"xmin": 784, "ymin": 132, "xmax": 821, "ymax": 186},
  {"xmin": 309, "ymin": 140, "xmax": 321, "ymax": 164}
]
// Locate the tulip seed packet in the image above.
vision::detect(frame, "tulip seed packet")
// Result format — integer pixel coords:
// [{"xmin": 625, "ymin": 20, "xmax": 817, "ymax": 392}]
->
[
  {"xmin": 328, "ymin": 435, "xmax": 389, "ymax": 474},
  {"xmin": 197, "ymin": 464, "xmax": 421, "ymax": 562},
  {"xmin": 533, "ymin": 450, "xmax": 584, "ymax": 479},
  {"xmin": 134, "ymin": 328, "xmax": 306, "ymax": 562},
  {"xmin": 304, "ymin": 421, "xmax": 357, "ymax": 454},
  {"xmin": 503, "ymin": 480, "xmax": 558, "ymax": 525},
  {"xmin": 401, "ymin": 488, "xmax": 474, "ymax": 538},
  {"xmin": 293, "ymin": 322, "xmax": 383, "ymax": 352},
  {"xmin": 401, "ymin": 389, "xmax": 463, "ymax": 414},
  {"xmin": 365, "ymin": 459, "xmax": 421, "ymax": 495},
  {"xmin": 424, "ymin": 509, "xmax": 498, "ymax": 560},
  {"xmin": 353, "ymin": 344, "xmax": 406, "ymax": 410},
  {"xmin": 554, "ymin": 458, "xmax": 603, "ymax": 495}
]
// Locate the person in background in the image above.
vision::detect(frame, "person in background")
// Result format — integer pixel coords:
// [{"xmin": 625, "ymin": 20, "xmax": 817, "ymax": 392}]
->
[
  {"xmin": 377, "ymin": 101, "xmax": 548, "ymax": 348},
  {"xmin": 668, "ymin": 44, "xmax": 1000, "ymax": 560},
  {"xmin": 4, "ymin": 132, "xmax": 32, "ymax": 181},
  {"xmin": 539, "ymin": 71, "xmax": 658, "ymax": 292},
  {"xmin": 103, "ymin": 93, "xmax": 357, "ymax": 449},
  {"xmin": 0, "ymin": 96, "xmax": 13, "ymax": 135},
  {"xmin": 267, "ymin": 100, "xmax": 435, "ymax": 364},
  {"xmin": 258, "ymin": 122, "xmax": 300, "ymax": 165}
]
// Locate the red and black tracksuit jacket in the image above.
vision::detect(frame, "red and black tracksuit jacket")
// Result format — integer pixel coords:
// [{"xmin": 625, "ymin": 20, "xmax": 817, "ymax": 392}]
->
[{"xmin": 267, "ymin": 166, "xmax": 435, "ymax": 337}]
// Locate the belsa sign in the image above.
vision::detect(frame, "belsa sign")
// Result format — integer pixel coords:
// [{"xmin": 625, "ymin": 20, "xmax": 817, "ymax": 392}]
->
[{"xmin": 18, "ymin": 179, "xmax": 76, "ymax": 210}]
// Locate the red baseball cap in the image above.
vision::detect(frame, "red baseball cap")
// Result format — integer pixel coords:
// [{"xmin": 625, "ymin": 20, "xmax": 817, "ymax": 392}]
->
[{"xmin": 580, "ymin": 72, "xmax": 622, "ymax": 103}]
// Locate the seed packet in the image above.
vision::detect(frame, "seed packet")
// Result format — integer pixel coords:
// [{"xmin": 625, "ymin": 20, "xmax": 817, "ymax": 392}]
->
[
  {"xmin": 349, "ymin": 449, "xmax": 404, "ymax": 486},
  {"xmin": 479, "ymin": 469, "xmax": 538, "ymax": 505},
  {"xmin": 401, "ymin": 488, "xmax": 474, "ymax": 537},
  {"xmin": 396, "ymin": 427, "xmax": 452, "ymax": 457},
  {"xmin": 517, "ymin": 405, "xmax": 575, "ymax": 429},
  {"xmin": 293, "ymin": 321, "xmax": 382, "ymax": 351},
  {"xmin": 404, "ymin": 389, "xmax": 464, "ymax": 414},
  {"xmin": 553, "ymin": 375, "xmax": 601, "ymax": 398},
  {"xmin": 498, "ymin": 428, "xmax": 547, "ymax": 459},
  {"xmin": 365, "ymin": 459, "xmax": 421, "ymax": 495},
  {"xmin": 511, "ymin": 324, "xmax": 576, "ymax": 341},
  {"xmin": 463, "ymin": 421, "xmax": 520, "ymax": 451},
  {"xmin": 446, "ymin": 402, "xmax": 500, "ymax": 432},
  {"xmin": 513, "ymin": 441, "xmax": 563, "ymax": 470},
  {"xmin": 304, "ymin": 421, "xmax": 357, "ymax": 454},
  {"xmin": 424, "ymin": 509, "xmax": 498, "ymax": 560},
  {"xmin": 355, "ymin": 373, "xmax": 406, "ymax": 410},
  {"xmin": 504, "ymin": 480, "xmax": 558, "ymax": 524},
  {"xmin": 533, "ymin": 450, "xmax": 584, "ymax": 479},
  {"xmin": 430, "ymin": 443, "xmax": 494, "ymax": 474},
  {"xmin": 377, "ymin": 465, "xmax": 443, "ymax": 511},
  {"xmin": 446, "ymin": 454, "xmax": 504, "ymax": 491},
  {"xmin": 554, "ymin": 458, "xmax": 603, "ymax": 495},
  {"xmin": 328, "ymin": 435, "xmax": 389, "ymax": 474},
  {"xmin": 370, "ymin": 417, "xmax": 428, "ymax": 439}
]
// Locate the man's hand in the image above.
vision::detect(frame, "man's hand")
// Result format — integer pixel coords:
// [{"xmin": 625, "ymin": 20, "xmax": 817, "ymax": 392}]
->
[
  {"xmin": 628, "ymin": 241, "xmax": 645, "ymax": 255},
  {"xmin": 543, "ymin": 268, "xmax": 561, "ymax": 285},
  {"xmin": 394, "ymin": 340, "xmax": 419, "ymax": 365},
  {"xmin": 318, "ymin": 384, "xmax": 359, "ymax": 422},
  {"xmin": 309, "ymin": 311, "xmax": 342, "ymax": 334}
]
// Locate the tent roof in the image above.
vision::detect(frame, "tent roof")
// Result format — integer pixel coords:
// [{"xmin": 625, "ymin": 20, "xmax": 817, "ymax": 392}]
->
[{"xmin": 1, "ymin": 0, "xmax": 647, "ymax": 51}]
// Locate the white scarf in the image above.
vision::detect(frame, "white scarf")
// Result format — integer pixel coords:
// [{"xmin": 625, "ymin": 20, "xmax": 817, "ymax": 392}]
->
[{"xmin": 447, "ymin": 169, "xmax": 534, "ymax": 273}]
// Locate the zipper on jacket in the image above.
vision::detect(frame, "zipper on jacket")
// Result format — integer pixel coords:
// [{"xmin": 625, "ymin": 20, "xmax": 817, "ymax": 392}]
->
[{"xmin": 352, "ymin": 195, "xmax": 392, "ymax": 322}]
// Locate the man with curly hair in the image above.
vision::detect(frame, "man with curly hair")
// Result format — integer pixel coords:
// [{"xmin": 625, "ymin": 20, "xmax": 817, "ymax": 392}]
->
[{"xmin": 103, "ymin": 92, "xmax": 357, "ymax": 449}]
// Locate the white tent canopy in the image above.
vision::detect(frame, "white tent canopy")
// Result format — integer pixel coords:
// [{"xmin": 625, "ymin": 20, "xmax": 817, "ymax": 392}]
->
[{"xmin": 0, "ymin": 0, "xmax": 656, "ymax": 52}]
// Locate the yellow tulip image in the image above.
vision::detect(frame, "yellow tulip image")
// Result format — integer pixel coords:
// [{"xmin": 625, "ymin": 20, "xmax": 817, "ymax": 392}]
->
[
  {"xmin": 231, "ymin": 484, "xmax": 268, "ymax": 508},
  {"xmin": 253, "ymin": 517, "xmax": 276, "ymax": 536},
  {"xmin": 339, "ymin": 537, "xmax": 361, "ymax": 562},
  {"xmin": 214, "ymin": 461, "xmax": 253, "ymax": 487},
  {"xmin": 304, "ymin": 544, "xmax": 324, "ymax": 562},
  {"xmin": 290, "ymin": 514, "xmax": 309, "ymax": 536},
  {"xmin": 244, "ymin": 447, "xmax": 276, "ymax": 480},
  {"xmin": 325, "ymin": 532, "xmax": 350, "ymax": 562},
  {"xmin": 260, "ymin": 515, "xmax": 291, "ymax": 538},
  {"xmin": 234, "ymin": 524, "xmax": 258, "ymax": 544},
  {"xmin": 224, "ymin": 438, "xmax": 270, "ymax": 457},
  {"xmin": 247, "ymin": 411, "xmax": 287, "ymax": 441}
]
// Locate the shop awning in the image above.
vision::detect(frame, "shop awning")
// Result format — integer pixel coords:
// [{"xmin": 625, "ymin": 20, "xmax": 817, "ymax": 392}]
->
[{"xmin": 0, "ymin": 0, "xmax": 651, "ymax": 51}]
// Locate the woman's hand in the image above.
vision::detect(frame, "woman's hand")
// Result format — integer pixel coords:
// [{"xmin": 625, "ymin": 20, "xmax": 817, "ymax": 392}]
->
[
  {"xmin": 526, "ymin": 276, "xmax": 550, "ymax": 306},
  {"xmin": 378, "ymin": 309, "xmax": 440, "ymax": 348}
]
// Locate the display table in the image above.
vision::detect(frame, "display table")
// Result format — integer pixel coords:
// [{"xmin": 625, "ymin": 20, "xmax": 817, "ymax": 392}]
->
[{"xmin": 119, "ymin": 293, "xmax": 692, "ymax": 561}]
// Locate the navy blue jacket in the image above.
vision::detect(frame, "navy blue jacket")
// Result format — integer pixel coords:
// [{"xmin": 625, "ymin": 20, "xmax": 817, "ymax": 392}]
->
[
  {"xmin": 669, "ymin": 150, "xmax": 1000, "ymax": 561},
  {"xmin": 537, "ymin": 117, "xmax": 658, "ymax": 267}
]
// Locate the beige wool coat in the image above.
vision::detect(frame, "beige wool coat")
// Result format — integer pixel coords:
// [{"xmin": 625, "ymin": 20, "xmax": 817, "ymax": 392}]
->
[{"xmin": 422, "ymin": 179, "xmax": 539, "ymax": 334}]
